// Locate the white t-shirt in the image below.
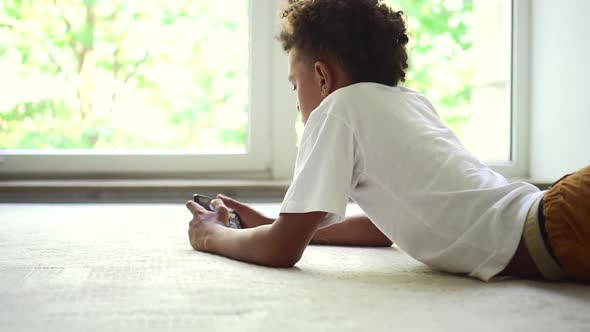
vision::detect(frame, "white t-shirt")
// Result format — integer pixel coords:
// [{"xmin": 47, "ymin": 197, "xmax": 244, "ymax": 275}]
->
[{"xmin": 280, "ymin": 82, "xmax": 543, "ymax": 281}]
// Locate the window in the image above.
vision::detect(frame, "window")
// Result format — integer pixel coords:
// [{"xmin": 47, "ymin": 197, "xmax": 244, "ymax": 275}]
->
[
  {"xmin": 0, "ymin": 0, "xmax": 277, "ymax": 177},
  {"xmin": 380, "ymin": 0, "xmax": 529, "ymax": 177},
  {"xmin": 1, "ymin": 0, "xmax": 528, "ymax": 180}
]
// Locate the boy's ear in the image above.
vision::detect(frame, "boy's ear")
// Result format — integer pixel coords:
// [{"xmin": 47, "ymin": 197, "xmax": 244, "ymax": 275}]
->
[{"xmin": 314, "ymin": 61, "xmax": 332, "ymax": 97}]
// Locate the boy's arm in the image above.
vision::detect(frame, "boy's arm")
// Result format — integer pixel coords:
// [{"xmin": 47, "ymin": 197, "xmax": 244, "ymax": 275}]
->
[
  {"xmin": 217, "ymin": 195, "xmax": 392, "ymax": 247},
  {"xmin": 208, "ymin": 212, "xmax": 325, "ymax": 267},
  {"xmin": 187, "ymin": 200, "xmax": 325, "ymax": 267},
  {"xmin": 311, "ymin": 214, "xmax": 393, "ymax": 247}
]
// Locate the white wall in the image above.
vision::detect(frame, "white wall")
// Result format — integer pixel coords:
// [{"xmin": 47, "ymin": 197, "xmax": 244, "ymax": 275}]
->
[{"xmin": 530, "ymin": 0, "xmax": 590, "ymax": 182}]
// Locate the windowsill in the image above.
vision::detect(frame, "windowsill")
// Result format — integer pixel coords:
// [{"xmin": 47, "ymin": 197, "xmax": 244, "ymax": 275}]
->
[
  {"xmin": 0, "ymin": 178, "xmax": 549, "ymax": 203},
  {"xmin": 0, "ymin": 179, "xmax": 291, "ymax": 189},
  {"xmin": 0, "ymin": 179, "xmax": 291, "ymax": 203}
]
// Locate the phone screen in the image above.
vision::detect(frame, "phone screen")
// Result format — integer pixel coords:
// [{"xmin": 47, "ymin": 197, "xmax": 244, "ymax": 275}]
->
[{"xmin": 193, "ymin": 194, "xmax": 214, "ymax": 211}]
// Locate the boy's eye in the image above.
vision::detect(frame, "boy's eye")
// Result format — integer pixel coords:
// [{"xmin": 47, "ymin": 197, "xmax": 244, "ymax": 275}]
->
[{"xmin": 292, "ymin": 85, "xmax": 297, "ymax": 91}]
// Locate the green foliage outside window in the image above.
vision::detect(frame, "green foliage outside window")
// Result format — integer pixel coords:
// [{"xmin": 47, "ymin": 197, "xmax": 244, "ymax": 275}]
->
[{"xmin": 0, "ymin": 0, "xmax": 473, "ymax": 151}]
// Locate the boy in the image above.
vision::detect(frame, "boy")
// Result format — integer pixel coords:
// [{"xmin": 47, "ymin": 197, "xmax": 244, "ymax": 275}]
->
[{"xmin": 186, "ymin": 0, "xmax": 589, "ymax": 283}]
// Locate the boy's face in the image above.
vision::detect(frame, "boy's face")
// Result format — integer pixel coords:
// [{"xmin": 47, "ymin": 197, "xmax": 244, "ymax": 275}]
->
[{"xmin": 287, "ymin": 49, "xmax": 325, "ymax": 125}]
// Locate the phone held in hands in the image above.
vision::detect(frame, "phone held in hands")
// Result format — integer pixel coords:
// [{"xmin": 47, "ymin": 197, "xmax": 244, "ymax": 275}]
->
[{"xmin": 192, "ymin": 194, "xmax": 242, "ymax": 229}]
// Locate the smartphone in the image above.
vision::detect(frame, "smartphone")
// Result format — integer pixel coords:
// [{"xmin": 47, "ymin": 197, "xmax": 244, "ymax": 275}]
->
[
  {"xmin": 193, "ymin": 194, "xmax": 215, "ymax": 211},
  {"xmin": 192, "ymin": 194, "xmax": 242, "ymax": 229}
]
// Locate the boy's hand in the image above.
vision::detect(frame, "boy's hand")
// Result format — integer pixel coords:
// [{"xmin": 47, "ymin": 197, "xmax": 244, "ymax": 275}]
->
[
  {"xmin": 216, "ymin": 194, "xmax": 274, "ymax": 228},
  {"xmin": 186, "ymin": 199, "xmax": 230, "ymax": 251},
  {"xmin": 185, "ymin": 198, "xmax": 327, "ymax": 267}
]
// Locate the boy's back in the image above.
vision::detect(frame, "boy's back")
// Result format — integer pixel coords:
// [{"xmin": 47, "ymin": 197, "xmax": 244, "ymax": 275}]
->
[{"xmin": 282, "ymin": 82, "xmax": 542, "ymax": 280}]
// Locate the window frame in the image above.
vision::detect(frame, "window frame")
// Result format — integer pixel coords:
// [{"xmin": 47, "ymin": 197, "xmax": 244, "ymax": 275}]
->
[
  {"xmin": 0, "ymin": 0, "xmax": 528, "ymax": 181},
  {"xmin": 485, "ymin": 0, "xmax": 530, "ymax": 179},
  {"xmin": 0, "ymin": 1, "xmax": 296, "ymax": 179}
]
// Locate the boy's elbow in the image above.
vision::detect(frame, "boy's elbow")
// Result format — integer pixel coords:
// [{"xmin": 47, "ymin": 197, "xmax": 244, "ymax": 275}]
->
[
  {"xmin": 381, "ymin": 239, "xmax": 393, "ymax": 247},
  {"xmin": 262, "ymin": 248, "xmax": 303, "ymax": 268},
  {"xmin": 267, "ymin": 252, "xmax": 302, "ymax": 268},
  {"xmin": 270, "ymin": 259, "xmax": 298, "ymax": 268}
]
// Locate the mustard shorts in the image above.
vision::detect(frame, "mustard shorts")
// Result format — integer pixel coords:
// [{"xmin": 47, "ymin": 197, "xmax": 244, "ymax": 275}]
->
[{"xmin": 525, "ymin": 165, "xmax": 590, "ymax": 283}]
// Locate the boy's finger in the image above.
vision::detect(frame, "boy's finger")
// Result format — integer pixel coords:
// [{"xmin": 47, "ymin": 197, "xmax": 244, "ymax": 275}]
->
[
  {"xmin": 216, "ymin": 193, "xmax": 231, "ymax": 203},
  {"xmin": 186, "ymin": 201, "xmax": 205, "ymax": 215},
  {"xmin": 217, "ymin": 194, "xmax": 245, "ymax": 212},
  {"xmin": 210, "ymin": 199, "xmax": 228, "ymax": 211},
  {"xmin": 211, "ymin": 199, "xmax": 231, "ymax": 221}
]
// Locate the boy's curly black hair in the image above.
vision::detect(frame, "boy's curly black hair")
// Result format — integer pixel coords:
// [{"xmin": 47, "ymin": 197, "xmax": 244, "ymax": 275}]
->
[{"xmin": 278, "ymin": 0, "xmax": 409, "ymax": 87}]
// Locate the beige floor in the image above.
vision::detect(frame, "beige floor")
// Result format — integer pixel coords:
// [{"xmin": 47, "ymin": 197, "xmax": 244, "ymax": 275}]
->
[{"xmin": 1, "ymin": 203, "xmax": 589, "ymax": 332}]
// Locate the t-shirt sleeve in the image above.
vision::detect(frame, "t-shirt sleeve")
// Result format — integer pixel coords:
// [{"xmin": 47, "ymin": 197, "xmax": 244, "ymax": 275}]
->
[{"xmin": 280, "ymin": 112, "xmax": 358, "ymax": 228}]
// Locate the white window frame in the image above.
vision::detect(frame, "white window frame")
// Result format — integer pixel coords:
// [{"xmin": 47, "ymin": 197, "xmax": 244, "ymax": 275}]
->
[
  {"xmin": 0, "ymin": 1, "xmax": 298, "ymax": 180},
  {"xmin": 487, "ymin": 0, "xmax": 530, "ymax": 179},
  {"xmin": 0, "ymin": 0, "xmax": 527, "ymax": 181}
]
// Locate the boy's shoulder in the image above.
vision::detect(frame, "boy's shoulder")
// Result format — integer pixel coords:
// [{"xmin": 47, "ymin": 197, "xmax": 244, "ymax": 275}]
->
[
  {"xmin": 316, "ymin": 82, "xmax": 428, "ymax": 121},
  {"xmin": 325, "ymin": 83, "xmax": 421, "ymax": 108}
]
